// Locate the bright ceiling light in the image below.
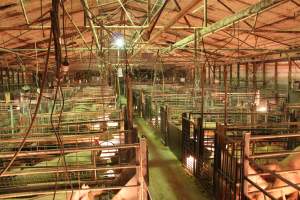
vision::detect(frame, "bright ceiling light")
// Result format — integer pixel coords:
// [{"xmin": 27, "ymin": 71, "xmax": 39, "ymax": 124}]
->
[{"xmin": 113, "ymin": 36, "xmax": 125, "ymax": 49}]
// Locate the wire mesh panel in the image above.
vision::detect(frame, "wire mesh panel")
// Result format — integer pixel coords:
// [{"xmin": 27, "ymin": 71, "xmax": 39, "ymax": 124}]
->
[
  {"xmin": 181, "ymin": 113, "xmax": 196, "ymax": 175},
  {"xmin": 213, "ymin": 125, "xmax": 243, "ymax": 200},
  {"xmin": 160, "ymin": 106, "xmax": 168, "ymax": 145}
]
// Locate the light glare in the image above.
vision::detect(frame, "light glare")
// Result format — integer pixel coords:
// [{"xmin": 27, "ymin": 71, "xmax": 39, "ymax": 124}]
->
[{"xmin": 114, "ymin": 37, "xmax": 125, "ymax": 48}]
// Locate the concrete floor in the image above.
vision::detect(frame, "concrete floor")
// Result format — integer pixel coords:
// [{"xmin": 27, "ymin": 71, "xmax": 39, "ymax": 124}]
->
[{"xmin": 135, "ymin": 118, "xmax": 210, "ymax": 200}]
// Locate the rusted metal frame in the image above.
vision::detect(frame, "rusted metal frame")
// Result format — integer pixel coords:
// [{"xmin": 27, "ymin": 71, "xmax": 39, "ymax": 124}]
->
[
  {"xmin": 130, "ymin": 0, "xmax": 166, "ymax": 46},
  {"xmin": 1, "ymin": 165, "xmax": 139, "ymax": 177},
  {"xmin": 5, "ymin": 68, "xmax": 10, "ymax": 91},
  {"xmin": 224, "ymin": 65, "xmax": 228, "ymax": 125},
  {"xmin": 218, "ymin": 0, "xmax": 259, "ymax": 48},
  {"xmin": 229, "ymin": 64, "xmax": 232, "ymax": 86},
  {"xmin": 219, "ymin": 65, "xmax": 222, "ymax": 85},
  {"xmin": 288, "ymin": 59, "xmax": 292, "ymax": 103},
  {"xmin": 208, "ymin": 62, "xmax": 211, "ymax": 85},
  {"xmin": 222, "ymin": 29, "xmax": 256, "ymax": 49},
  {"xmin": 19, "ymin": 0, "xmax": 30, "ymax": 24},
  {"xmin": 274, "ymin": 61, "xmax": 278, "ymax": 93},
  {"xmin": 138, "ymin": 137, "xmax": 148, "ymax": 200},
  {"xmin": 0, "ymin": 185, "xmax": 140, "ymax": 199},
  {"xmin": 1, "ymin": 132, "xmax": 117, "ymax": 143},
  {"xmin": 132, "ymin": 0, "xmax": 202, "ymax": 59},
  {"xmin": 162, "ymin": 0, "xmax": 288, "ymax": 52},
  {"xmin": 237, "ymin": 63, "xmax": 240, "ymax": 87},
  {"xmin": 245, "ymin": 63, "xmax": 249, "ymax": 88},
  {"xmin": 80, "ymin": 0, "xmax": 101, "ymax": 50},
  {"xmin": 0, "ymin": 69, "xmax": 3, "ymax": 91},
  {"xmin": 17, "ymin": 69, "xmax": 20, "ymax": 89},
  {"xmin": 251, "ymin": 31, "xmax": 291, "ymax": 47},
  {"xmin": 0, "ymin": 143, "xmax": 140, "ymax": 159},
  {"xmin": 218, "ymin": 0, "xmax": 290, "ymax": 48},
  {"xmin": 251, "ymin": 133, "xmax": 300, "ymax": 140},
  {"xmin": 117, "ymin": 0, "xmax": 136, "ymax": 26},
  {"xmin": 172, "ymin": 0, "xmax": 191, "ymax": 27},
  {"xmin": 60, "ymin": 5, "xmax": 92, "ymax": 51},
  {"xmin": 144, "ymin": 0, "xmax": 169, "ymax": 40},
  {"xmin": 250, "ymin": 160, "xmax": 300, "ymax": 191},
  {"xmin": 213, "ymin": 65, "xmax": 216, "ymax": 83},
  {"xmin": 253, "ymin": 62, "xmax": 257, "ymax": 90},
  {"xmin": 148, "ymin": 0, "xmax": 152, "ymax": 24},
  {"xmin": 203, "ymin": 0, "xmax": 208, "ymax": 27},
  {"xmin": 262, "ymin": 62, "xmax": 266, "ymax": 87},
  {"xmin": 250, "ymin": 150, "xmax": 300, "ymax": 159},
  {"xmin": 244, "ymin": 177, "xmax": 277, "ymax": 200},
  {"xmin": 119, "ymin": 1, "xmax": 126, "ymax": 25},
  {"xmin": 126, "ymin": 74, "xmax": 133, "ymax": 129},
  {"xmin": 194, "ymin": 29, "xmax": 200, "ymax": 91}
]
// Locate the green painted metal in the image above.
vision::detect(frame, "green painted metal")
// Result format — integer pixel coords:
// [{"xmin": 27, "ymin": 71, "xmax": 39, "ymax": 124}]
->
[{"xmin": 162, "ymin": 0, "xmax": 286, "ymax": 53}]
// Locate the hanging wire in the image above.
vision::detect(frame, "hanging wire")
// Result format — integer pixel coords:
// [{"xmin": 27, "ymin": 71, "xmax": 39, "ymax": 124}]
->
[
  {"xmin": 0, "ymin": 25, "xmax": 52, "ymax": 177},
  {"xmin": 51, "ymin": 0, "xmax": 74, "ymax": 198}
]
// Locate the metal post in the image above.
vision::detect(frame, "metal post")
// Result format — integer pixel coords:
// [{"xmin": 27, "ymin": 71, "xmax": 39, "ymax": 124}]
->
[
  {"xmin": 224, "ymin": 66, "xmax": 228, "ymax": 125},
  {"xmin": 0, "ymin": 68, "xmax": 3, "ymax": 92},
  {"xmin": 262, "ymin": 62, "xmax": 266, "ymax": 88},
  {"xmin": 139, "ymin": 138, "xmax": 148, "ymax": 200},
  {"xmin": 243, "ymin": 132, "xmax": 251, "ymax": 198},
  {"xmin": 288, "ymin": 59, "xmax": 292, "ymax": 103},
  {"xmin": 219, "ymin": 65, "xmax": 222, "ymax": 86},
  {"xmin": 126, "ymin": 74, "xmax": 133, "ymax": 129},
  {"xmin": 10, "ymin": 103, "xmax": 14, "ymax": 134},
  {"xmin": 229, "ymin": 64, "xmax": 232, "ymax": 86},
  {"xmin": 237, "ymin": 63, "xmax": 240, "ymax": 88},
  {"xmin": 6, "ymin": 68, "xmax": 10, "ymax": 91},
  {"xmin": 253, "ymin": 62, "xmax": 257, "ymax": 90},
  {"xmin": 275, "ymin": 61, "xmax": 279, "ymax": 104},
  {"xmin": 203, "ymin": 0, "xmax": 208, "ymax": 27},
  {"xmin": 245, "ymin": 63, "xmax": 249, "ymax": 89}
]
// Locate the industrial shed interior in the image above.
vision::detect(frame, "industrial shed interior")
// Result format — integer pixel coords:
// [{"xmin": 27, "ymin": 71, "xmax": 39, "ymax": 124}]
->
[{"xmin": 1, "ymin": 0, "xmax": 300, "ymax": 200}]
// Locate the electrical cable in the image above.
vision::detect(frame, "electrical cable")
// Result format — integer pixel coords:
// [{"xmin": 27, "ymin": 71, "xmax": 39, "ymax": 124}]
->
[
  {"xmin": 50, "ymin": 0, "xmax": 74, "ymax": 198},
  {"xmin": 0, "ymin": 27, "xmax": 52, "ymax": 177}
]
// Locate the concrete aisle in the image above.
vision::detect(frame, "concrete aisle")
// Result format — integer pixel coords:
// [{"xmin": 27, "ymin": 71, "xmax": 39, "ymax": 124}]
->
[{"xmin": 135, "ymin": 118, "xmax": 210, "ymax": 200}]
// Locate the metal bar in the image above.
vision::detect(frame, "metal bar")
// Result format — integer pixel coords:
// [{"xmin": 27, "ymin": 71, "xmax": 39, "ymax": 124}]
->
[
  {"xmin": 80, "ymin": 0, "xmax": 101, "ymax": 50},
  {"xmin": 243, "ymin": 132, "xmax": 250, "ymax": 198},
  {"xmin": 245, "ymin": 63, "xmax": 249, "ymax": 88},
  {"xmin": 245, "ymin": 177, "xmax": 277, "ymax": 200},
  {"xmin": 117, "ymin": 0, "xmax": 136, "ymax": 26},
  {"xmin": 0, "ymin": 185, "xmax": 140, "ymax": 199},
  {"xmin": 250, "ymin": 150, "xmax": 300, "ymax": 159},
  {"xmin": 19, "ymin": 0, "xmax": 30, "ymax": 24},
  {"xmin": 172, "ymin": 0, "xmax": 191, "ymax": 27},
  {"xmin": 143, "ymin": 0, "xmax": 169, "ymax": 40},
  {"xmin": 148, "ymin": 0, "xmax": 201, "ymax": 43},
  {"xmin": 0, "ymin": 143, "xmax": 140, "ymax": 159},
  {"xmin": 275, "ymin": 61, "xmax": 278, "ymax": 91},
  {"xmin": 253, "ymin": 62, "xmax": 257, "ymax": 90},
  {"xmin": 262, "ymin": 62, "xmax": 266, "ymax": 87},
  {"xmin": 288, "ymin": 59, "xmax": 292, "ymax": 102},
  {"xmin": 203, "ymin": 0, "xmax": 208, "ymax": 27},
  {"xmin": 62, "ymin": 6, "xmax": 92, "ymax": 51},
  {"xmin": 251, "ymin": 133, "xmax": 300, "ymax": 140},
  {"xmin": 1, "ymin": 165, "xmax": 139, "ymax": 177},
  {"xmin": 162, "ymin": 0, "xmax": 287, "ymax": 52},
  {"xmin": 224, "ymin": 65, "xmax": 228, "ymax": 125},
  {"xmin": 250, "ymin": 161, "xmax": 300, "ymax": 191}
]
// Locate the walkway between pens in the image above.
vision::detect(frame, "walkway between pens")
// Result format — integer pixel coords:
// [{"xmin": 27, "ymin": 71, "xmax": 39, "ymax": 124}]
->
[{"xmin": 135, "ymin": 118, "xmax": 210, "ymax": 200}]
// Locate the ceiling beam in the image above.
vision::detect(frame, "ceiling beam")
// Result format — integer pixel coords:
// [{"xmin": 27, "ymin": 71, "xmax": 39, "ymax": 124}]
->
[
  {"xmin": 147, "ymin": 0, "xmax": 202, "ymax": 43},
  {"xmin": 162, "ymin": 0, "xmax": 287, "ymax": 53},
  {"xmin": 130, "ymin": 0, "xmax": 202, "ymax": 59},
  {"xmin": 80, "ymin": 0, "xmax": 101, "ymax": 50}
]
